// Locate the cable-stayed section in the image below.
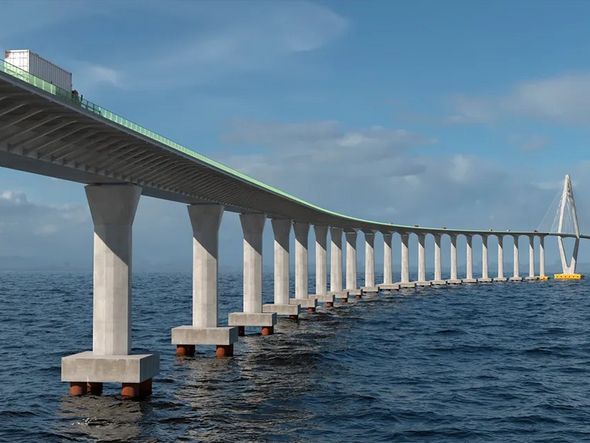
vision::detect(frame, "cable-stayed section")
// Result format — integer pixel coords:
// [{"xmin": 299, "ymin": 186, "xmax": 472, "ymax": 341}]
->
[{"xmin": 555, "ymin": 175, "xmax": 582, "ymax": 278}]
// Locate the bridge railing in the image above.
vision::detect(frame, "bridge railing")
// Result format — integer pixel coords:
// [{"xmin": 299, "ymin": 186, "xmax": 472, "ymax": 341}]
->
[{"xmin": 0, "ymin": 59, "xmax": 195, "ymax": 156}]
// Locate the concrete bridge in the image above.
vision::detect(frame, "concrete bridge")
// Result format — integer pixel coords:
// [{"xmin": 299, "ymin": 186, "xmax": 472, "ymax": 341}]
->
[{"xmin": 0, "ymin": 59, "xmax": 585, "ymax": 399}]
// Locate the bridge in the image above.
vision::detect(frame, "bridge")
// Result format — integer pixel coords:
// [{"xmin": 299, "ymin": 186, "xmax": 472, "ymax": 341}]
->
[{"xmin": 0, "ymin": 57, "xmax": 585, "ymax": 399}]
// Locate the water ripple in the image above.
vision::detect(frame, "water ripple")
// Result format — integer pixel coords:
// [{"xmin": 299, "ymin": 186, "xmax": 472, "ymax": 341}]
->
[{"xmin": 0, "ymin": 272, "xmax": 590, "ymax": 441}]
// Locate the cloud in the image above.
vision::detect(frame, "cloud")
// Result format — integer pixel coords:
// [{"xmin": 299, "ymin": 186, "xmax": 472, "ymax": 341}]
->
[
  {"xmin": 449, "ymin": 72, "xmax": 590, "ymax": 125},
  {"xmin": 222, "ymin": 120, "xmax": 433, "ymax": 179},
  {"xmin": 509, "ymin": 134, "xmax": 550, "ymax": 152},
  {"xmin": 69, "ymin": 64, "xmax": 125, "ymax": 93},
  {"xmin": 0, "ymin": 190, "xmax": 88, "ymax": 229},
  {"xmin": 70, "ymin": 1, "xmax": 348, "ymax": 90},
  {"xmin": 178, "ymin": 1, "xmax": 348, "ymax": 59},
  {"xmin": 218, "ymin": 119, "xmax": 558, "ymax": 232},
  {"xmin": 0, "ymin": 189, "xmax": 91, "ymax": 269}
]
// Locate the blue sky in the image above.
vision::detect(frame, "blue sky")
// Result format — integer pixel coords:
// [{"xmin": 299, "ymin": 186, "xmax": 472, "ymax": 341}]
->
[{"xmin": 0, "ymin": 0, "xmax": 589, "ymax": 272}]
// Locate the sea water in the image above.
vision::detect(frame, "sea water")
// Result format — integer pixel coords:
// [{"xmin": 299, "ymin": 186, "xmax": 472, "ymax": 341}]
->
[{"xmin": 1, "ymin": 272, "xmax": 589, "ymax": 442}]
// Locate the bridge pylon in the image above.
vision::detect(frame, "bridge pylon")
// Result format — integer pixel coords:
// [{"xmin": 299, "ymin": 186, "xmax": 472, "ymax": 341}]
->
[{"xmin": 554, "ymin": 175, "xmax": 584, "ymax": 280}]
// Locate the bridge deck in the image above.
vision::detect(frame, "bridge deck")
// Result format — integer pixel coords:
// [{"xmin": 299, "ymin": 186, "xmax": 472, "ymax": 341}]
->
[{"xmin": 0, "ymin": 60, "xmax": 582, "ymax": 238}]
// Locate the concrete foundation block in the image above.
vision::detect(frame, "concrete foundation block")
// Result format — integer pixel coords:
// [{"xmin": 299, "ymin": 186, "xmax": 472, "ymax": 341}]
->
[
  {"xmin": 478, "ymin": 278, "xmax": 493, "ymax": 283},
  {"xmin": 348, "ymin": 289, "xmax": 362, "ymax": 296},
  {"xmin": 509, "ymin": 277, "xmax": 523, "ymax": 282},
  {"xmin": 313, "ymin": 294, "xmax": 335, "ymax": 303},
  {"xmin": 430, "ymin": 280, "xmax": 448, "ymax": 286},
  {"xmin": 290, "ymin": 297, "xmax": 317, "ymax": 309},
  {"xmin": 378, "ymin": 283, "xmax": 400, "ymax": 291},
  {"xmin": 228, "ymin": 312, "xmax": 277, "ymax": 327},
  {"xmin": 493, "ymin": 277, "xmax": 508, "ymax": 282},
  {"xmin": 61, "ymin": 351, "xmax": 160, "ymax": 384},
  {"xmin": 462, "ymin": 278, "xmax": 478, "ymax": 284},
  {"xmin": 361, "ymin": 286, "xmax": 379, "ymax": 294},
  {"xmin": 262, "ymin": 303, "xmax": 300, "ymax": 316},
  {"xmin": 399, "ymin": 282, "xmax": 417, "ymax": 289},
  {"xmin": 332, "ymin": 291, "xmax": 349, "ymax": 300},
  {"xmin": 525, "ymin": 276, "xmax": 539, "ymax": 281},
  {"xmin": 446, "ymin": 279, "xmax": 463, "ymax": 285},
  {"xmin": 171, "ymin": 326, "xmax": 238, "ymax": 346},
  {"xmin": 416, "ymin": 281, "xmax": 431, "ymax": 287}
]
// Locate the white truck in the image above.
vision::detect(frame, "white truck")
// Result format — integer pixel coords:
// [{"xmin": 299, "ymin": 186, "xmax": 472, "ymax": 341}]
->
[{"xmin": 4, "ymin": 49, "xmax": 72, "ymax": 92}]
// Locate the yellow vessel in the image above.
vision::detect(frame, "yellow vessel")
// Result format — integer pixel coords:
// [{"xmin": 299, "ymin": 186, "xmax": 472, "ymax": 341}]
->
[
  {"xmin": 538, "ymin": 275, "xmax": 550, "ymax": 281},
  {"xmin": 553, "ymin": 273, "xmax": 584, "ymax": 280}
]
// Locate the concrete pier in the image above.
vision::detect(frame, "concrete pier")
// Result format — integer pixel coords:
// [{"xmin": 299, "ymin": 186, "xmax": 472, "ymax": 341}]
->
[
  {"xmin": 171, "ymin": 204, "xmax": 238, "ymax": 358},
  {"xmin": 292, "ymin": 222, "xmax": 317, "ymax": 312},
  {"xmin": 345, "ymin": 230, "xmax": 358, "ymax": 295},
  {"xmin": 525, "ymin": 235, "xmax": 536, "ymax": 281},
  {"xmin": 539, "ymin": 236, "xmax": 546, "ymax": 278},
  {"xmin": 448, "ymin": 234, "xmax": 461, "ymax": 284},
  {"xmin": 510, "ymin": 235, "xmax": 522, "ymax": 282},
  {"xmin": 463, "ymin": 235, "xmax": 477, "ymax": 283},
  {"xmin": 494, "ymin": 235, "xmax": 507, "ymax": 282},
  {"xmin": 263, "ymin": 219, "xmax": 300, "ymax": 318},
  {"xmin": 417, "ymin": 234, "xmax": 426, "ymax": 283},
  {"xmin": 479, "ymin": 235, "xmax": 492, "ymax": 282},
  {"xmin": 330, "ymin": 227, "xmax": 348, "ymax": 302},
  {"xmin": 383, "ymin": 232, "xmax": 393, "ymax": 285},
  {"xmin": 61, "ymin": 184, "xmax": 159, "ymax": 398},
  {"xmin": 401, "ymin": 233, "xmax": 410, "ymax": 283},
  {"xmin": 229, "ymin": 213, "xmax": 277, "ymax": 335},
  {"xmin": 312, "ymin": 225, "xmax": 334, "ymax": 307},
  {"xmin": 431, "ymin": 234, "xmax": 445, "ymax": 284},
  {"xmin": 434, "ymin": 234, "xmax": 442, "ymax": 281},
  {"xmin": 362, "ymin": 231, "xmax": 378, "ymax": 293}
]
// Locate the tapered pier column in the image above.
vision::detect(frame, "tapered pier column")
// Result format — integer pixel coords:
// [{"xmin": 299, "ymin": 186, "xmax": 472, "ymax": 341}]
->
[
  {"xmin": 263, "ymin": 219, "xmax": 300, "ymax": 318},
  {"xmin": 383, "ymin": 232, "xmax": 393, "ymax": 285},
  {"xmin": 510, "ymin": 235, "xmax": 522, "ymax": 281},
  {"xmin": 62, "ymin": 184, "xmax": 159, "ymax": 398},
  {"xmin": 480, "ymin": 235, "xmax": 491, "ymax": 282},
  {"xmin": 313, "ymin": 225, "xmax": 334, "ymax": 307},
  {"xmin": 539, "ymin": 236, "xmax": 546, "ymax": 278},
  {"xmin": 291, "ymin": 222, "xmax": 317, "ymax": 311},
  {"xmin": 172, "ymin": 204, "xmax": 238, "ymax": 358},
  {"xmin": 362, "ymin": 231, "xmax": 378, "ymax": 294},
  {"xmin": 345, "ymin": 230, "xmax": 359, "ymax": 297},
  {"xmin": 400, "ymin": 232, "xmax": 410, "ymax": 282},
  {"xmin": 417, "ymin": 234, "xmax": 427, "ymax": 284},
  {"xmin": 432, "ymin": 234, "xmax": 445, "ymax": 285},
  {"xmin": 330, "ymin": 227, "xmax": 348, "ymax": 302},
  {"xmin": 525, "ymin": 235, "xmax": 536, "ymax": 281},
  {"xmin": 448, "ymin": 234, "xmax": 460, "ymax": 284},
  {"xmin": 494, "ymin": 235, "xmax": 506, "ymax": 282},
  {"xmin": 464, "ymin": 235, "xmax": 476, "ymax": 283},
  {"xmin": 228, "ymin": 213, "xmax": 277, "ymax": 335}
]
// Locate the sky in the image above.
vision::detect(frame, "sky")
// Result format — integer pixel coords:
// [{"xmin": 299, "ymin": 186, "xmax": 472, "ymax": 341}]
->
[{"xmin": 0, "ymin": 0, "xmax": 589, "ymax": 273}]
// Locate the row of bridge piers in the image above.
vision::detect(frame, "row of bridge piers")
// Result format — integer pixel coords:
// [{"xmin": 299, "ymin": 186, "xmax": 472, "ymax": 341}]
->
[{"xmin": 61, "ymin": 183, "xmax": 548, "ymax": 399}]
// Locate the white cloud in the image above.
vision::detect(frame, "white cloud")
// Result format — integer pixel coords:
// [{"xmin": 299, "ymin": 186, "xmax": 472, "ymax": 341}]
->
[
  {"xmin": 0, "ymin": 190, "xmax": 87, "ymax": 230},
  {"xmin": 222, "ymin": 120, "xmax": 433, "ymax": 181},
  {"xmin": 71, "ymin": 64, "xmax": 125, "ymax": 93},
  {"xmin": 509, "ymin": 134, "xmax": 550, "ymax": 152},
  {"xmin": 218, "ymin": 119, "xmax": 556, "ymax": 231},
  {"xmin": 449, "ymin": 72, "xmax": 590, "ymax": 125},
  {"xmin": 70, "ymin": 1, "xmax": 349, "ymax": 90}
]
